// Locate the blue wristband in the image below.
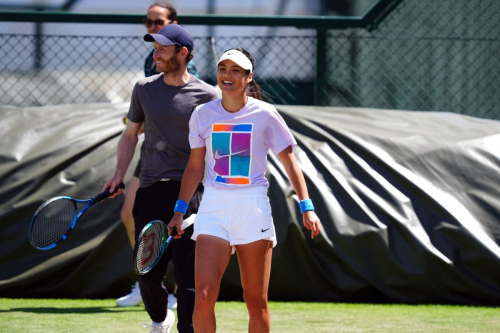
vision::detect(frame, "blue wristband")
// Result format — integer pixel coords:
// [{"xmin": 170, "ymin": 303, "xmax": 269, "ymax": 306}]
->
[
  {"xmin": 174, "ymin": 199, "xmax": 189, "ymax": 215},
  {"xmin": 299, "ymin": 199, "xmax": 314, "ymax": 213}
]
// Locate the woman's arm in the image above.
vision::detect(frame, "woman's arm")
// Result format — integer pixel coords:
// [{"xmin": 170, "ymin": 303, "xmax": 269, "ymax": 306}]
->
[
  {"xmin": 168, "ymin": 146, "xmax": 206, "ymax": 237},
  {"xmin": 278, "ymin": 146, "xmax": 321, "ymax": 239}
]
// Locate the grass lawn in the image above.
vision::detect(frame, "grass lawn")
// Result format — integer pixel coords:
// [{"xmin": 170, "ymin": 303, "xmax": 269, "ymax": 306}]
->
[{"xmin": 0, "ymin": 298, "xmax": 498, "ymax": 332}]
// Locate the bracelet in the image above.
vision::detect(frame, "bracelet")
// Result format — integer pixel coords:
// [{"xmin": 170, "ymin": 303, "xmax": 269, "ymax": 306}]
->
[
  {"xmin": 299, "ymin": 199, "xmax": 314, "ymax": 213},
  {"xmin": 174, "ymin": 199, "xmax": 189, "ymax": 215}
]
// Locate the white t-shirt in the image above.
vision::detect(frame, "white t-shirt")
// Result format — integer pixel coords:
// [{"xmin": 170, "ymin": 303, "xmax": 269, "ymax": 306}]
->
[{"xmin": 189, "ymin": 97, "xmax": 296, "ymax": 189}]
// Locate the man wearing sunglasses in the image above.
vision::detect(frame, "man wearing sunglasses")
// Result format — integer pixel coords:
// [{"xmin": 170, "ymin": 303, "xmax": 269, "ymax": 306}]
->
[
  {"xmin": 143, "ymin": 2, "xmax": 199, "ymax": 78},
  {"xmin": 116, "ymin": 0, "xmax": 200, "ymax": 321}
]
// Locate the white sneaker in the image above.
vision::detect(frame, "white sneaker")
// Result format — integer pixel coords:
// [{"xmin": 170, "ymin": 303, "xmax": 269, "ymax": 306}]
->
[
  {"xmin": 116, "ymin": 281, "xmax": 143, "ymax": 307},
  {"xmin": 143, "ymin": 309, "xmax": 175, "ymax": 333},
  {"xmin": 167, "ymin": 293, "xmax": 177, "ymax": 309}
]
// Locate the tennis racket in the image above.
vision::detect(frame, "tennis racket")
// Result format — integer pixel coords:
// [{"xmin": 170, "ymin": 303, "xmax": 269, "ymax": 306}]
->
[
  {"xmin": 133, "ymin": 214, "xmax": 196, "ymax": 275},
  {"xmin": 29, "ymin": 183, "xmax": 125, "ymax": 251}
]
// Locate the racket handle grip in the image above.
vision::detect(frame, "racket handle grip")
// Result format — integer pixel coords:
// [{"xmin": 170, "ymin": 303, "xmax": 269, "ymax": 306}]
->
[
  {"xmin": 94, "ymin": 182, "xmax": 125, "ymax": 202},
  {"xmin": 167, "ymin": 225, "xmax": 178, "ymax": 236}
]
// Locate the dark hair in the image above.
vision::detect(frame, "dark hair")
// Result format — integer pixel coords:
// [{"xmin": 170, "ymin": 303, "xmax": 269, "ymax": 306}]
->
[
  {"xmin": 224, "ymin": 47, "xmax": 262, "ymax": 101},
  {"xmin": 149, "ymin": 2, "xmax": 178, "ymax": 22},
  {"xmin": 175, "ymin": 45, "xmax": 194, "ymax": 65}
]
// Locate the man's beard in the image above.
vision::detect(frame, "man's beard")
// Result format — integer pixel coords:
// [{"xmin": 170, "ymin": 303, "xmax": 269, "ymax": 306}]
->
[{"xmin": 160, "ymin": 54, "xmax": 181, "ymax": 74}]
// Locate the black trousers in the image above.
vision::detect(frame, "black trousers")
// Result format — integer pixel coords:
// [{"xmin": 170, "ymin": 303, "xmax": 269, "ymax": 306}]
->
[{"xmin": 133, "ymin": 180, "xmax": 203, "ymax": 333}]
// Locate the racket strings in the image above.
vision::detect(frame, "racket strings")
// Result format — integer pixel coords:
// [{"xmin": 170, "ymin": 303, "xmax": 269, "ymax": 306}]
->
[
  {"xmin": 136, "ymin": 222, "xmax": 168, "ymax": 274},
  {"xmin": 30, "ymin": 199, "xmax": 77, "ymax": 249}
]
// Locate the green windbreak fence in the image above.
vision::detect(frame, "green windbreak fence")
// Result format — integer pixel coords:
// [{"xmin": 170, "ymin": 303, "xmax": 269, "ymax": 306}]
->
[
  {"xmin": 321, "ymin": 0, "xmax": 500, "ymax": 119},
  {"xmin": 0, "ymin": 0, "xmax": 499, "ymax": 119}
]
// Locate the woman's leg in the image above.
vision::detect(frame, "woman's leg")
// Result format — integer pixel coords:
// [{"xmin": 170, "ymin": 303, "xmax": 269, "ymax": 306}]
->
[
  {"xmin": 235, "ymin": 240, "xmax": 273, "ymax": 333},
  {"xmin": 193, "ymin": 235, "xmax": 232, "ymax": 333},
  {"xmin": 120, "ymin": 176, "xmax": 140, "ymax": 248}
]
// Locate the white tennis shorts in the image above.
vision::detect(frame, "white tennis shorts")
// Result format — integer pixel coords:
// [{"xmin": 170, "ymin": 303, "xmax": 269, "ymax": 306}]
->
[{"xmin": 192, "ymin": 186, "xmax": 277, "ymax": 254}]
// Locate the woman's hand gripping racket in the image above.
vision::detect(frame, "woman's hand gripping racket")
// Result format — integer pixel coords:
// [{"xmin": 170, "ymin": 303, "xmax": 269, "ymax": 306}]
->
[
  {"xmin": 29, "ymin": 183, "xmax": 125, "ymax": 251},
  {"xmin": 133, "ymin": 214, "xmax": 196, "ymax": 275}
]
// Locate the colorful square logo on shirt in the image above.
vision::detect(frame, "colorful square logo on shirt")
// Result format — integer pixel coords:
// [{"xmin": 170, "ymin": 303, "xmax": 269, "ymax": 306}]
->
[{"xmin": 211, "ymin": 123, "xmax": 253, "ymax": 185}]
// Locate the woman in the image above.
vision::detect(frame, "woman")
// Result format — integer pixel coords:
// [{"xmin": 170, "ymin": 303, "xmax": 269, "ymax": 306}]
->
[{"xmin": 169, "ymin": 47, "xmax": 321, "ymax": 332}]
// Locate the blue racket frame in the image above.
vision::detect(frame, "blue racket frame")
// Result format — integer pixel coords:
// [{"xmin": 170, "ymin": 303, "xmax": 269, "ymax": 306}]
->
[{"xmin": 28, "ymin": 183, "xmax": 125, "ymax": 251}]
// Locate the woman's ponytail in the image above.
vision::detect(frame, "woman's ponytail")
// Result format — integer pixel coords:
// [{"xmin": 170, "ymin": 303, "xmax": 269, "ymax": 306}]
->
[
  {"xmin": 247, "ymin": 79, "xmax": 262, "ymax": 100},
  {"xmin": 224, "ymin": 47, "xmax": 263, "ymax": 101}
]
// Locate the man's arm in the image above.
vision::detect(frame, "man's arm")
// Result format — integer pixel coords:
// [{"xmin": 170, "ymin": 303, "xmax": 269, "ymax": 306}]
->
[{"xmin": 103, "ymin": 120, "xmax": 143, "ymax": 198}]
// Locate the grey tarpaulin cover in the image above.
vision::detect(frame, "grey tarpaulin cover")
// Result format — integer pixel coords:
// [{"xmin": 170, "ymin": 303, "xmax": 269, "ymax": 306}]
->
[{"xmin": 0, "ymin": 103, "xmax": 499, "ymax": 304}]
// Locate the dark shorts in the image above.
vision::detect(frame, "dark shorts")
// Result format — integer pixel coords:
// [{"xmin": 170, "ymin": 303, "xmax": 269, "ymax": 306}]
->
[{"xmin": 133, "ymin": 181, "xmax": 203, "ymax": 234}]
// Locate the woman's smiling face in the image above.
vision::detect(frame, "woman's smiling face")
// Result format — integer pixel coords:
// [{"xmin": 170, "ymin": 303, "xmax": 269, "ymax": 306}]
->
[{"xmin": 217, "ymin": 60, "xmax": 253, "ymax": 95}]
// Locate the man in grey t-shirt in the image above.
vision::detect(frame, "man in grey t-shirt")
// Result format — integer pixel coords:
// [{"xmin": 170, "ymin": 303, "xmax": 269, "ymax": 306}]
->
[
  {"xmin": 104, "ymin": 24, "xmax": 218, "ymax": 333},
  {"xmin": 128, "ymin": 69, "xmax": 214, "ymax": 188}
]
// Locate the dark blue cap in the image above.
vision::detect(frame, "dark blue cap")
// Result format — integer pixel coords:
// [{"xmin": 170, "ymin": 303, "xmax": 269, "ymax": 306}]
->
[{"xmin": 144, "ymin": 24, "xmax": 194, "ymax": 52}]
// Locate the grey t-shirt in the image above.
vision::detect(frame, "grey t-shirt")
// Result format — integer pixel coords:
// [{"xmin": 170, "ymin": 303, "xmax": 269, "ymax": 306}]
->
[{"xmin": 128, "ymin": 73, "xmax": 219, "ymax": 187}]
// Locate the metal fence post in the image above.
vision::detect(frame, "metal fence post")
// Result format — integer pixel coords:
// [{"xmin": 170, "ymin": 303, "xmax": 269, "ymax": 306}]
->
[
  {"xmin": 34, "ymin": 7, "xmax": 44, "ymax": 71},
  {"xmin": 34, "ymin": 21, "xmax": 43, "ymax": 71},
  {"xmin": 314, "ymin": 28, "xmax": 327, "ymax": 106}
]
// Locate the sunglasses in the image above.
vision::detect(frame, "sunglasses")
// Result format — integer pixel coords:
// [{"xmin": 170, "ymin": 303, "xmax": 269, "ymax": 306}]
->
[{"xmin": 142, "ymin": 18, "xmax": 170, "ymax": 27}]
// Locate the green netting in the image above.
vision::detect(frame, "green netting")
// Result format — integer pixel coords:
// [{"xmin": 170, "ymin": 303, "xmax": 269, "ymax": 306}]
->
[{"xmin": 321, "ymin": 0, "xmax": 500, "ymax": 119}]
